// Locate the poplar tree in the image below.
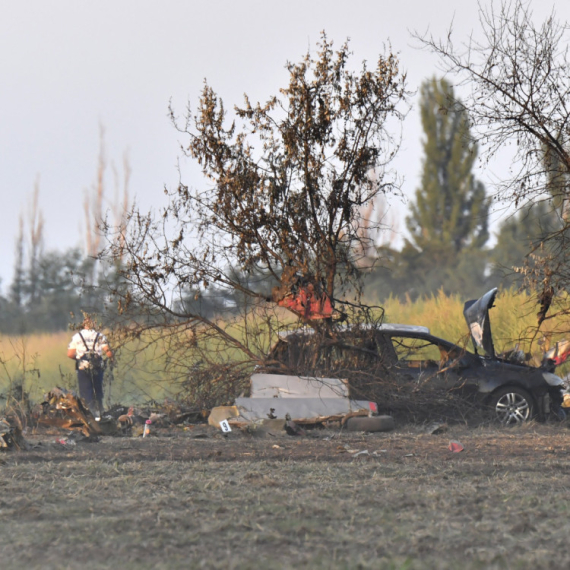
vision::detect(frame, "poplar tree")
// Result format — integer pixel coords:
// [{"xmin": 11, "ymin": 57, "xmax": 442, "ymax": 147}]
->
[
  {"xmin": 415, "ymin": 0, "xmax": 570, "ymax": 321},
  {"xmin": 396, "ymin": 77, "xmax": 490, "ymax": 297}
]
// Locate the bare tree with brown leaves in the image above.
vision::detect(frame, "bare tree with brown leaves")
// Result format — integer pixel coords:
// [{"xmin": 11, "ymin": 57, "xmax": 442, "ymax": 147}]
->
[
  {"xmin": 103, "ymin": 35, "xmax": 409, "ymax": 382},
  {"xmin": 415, "ymin": 0, "xmax": 570, "ymax": 329}
]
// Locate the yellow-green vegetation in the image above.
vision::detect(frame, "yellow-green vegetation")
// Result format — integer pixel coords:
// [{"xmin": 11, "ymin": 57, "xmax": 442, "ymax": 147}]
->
[
  {"xmin": 3, "ymin": 289, "xmax": 570, "ymax": 406},
  {"xmin": 0, "ymin": 332, "xmax": 177, "ymax": 405},
  {"xmin": 383, "ymin": 288, "xmax": 570, "ymax": 371}
]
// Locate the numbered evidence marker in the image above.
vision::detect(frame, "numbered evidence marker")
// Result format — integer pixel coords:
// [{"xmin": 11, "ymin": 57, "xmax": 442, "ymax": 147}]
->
[{"xmin": 219, "ymin": 419, "xmax": 232, "ymax": 433}]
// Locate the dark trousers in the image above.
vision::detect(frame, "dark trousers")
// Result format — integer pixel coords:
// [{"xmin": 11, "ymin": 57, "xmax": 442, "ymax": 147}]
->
[{"xmin": 77, "ymin": 368, "xmax": 104, "ymax": 415}]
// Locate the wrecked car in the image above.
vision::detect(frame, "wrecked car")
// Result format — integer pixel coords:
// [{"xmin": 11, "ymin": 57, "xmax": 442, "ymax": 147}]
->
[{"xmin": 258, "ymin": 288, "xmax": 565, "ymax": 425}]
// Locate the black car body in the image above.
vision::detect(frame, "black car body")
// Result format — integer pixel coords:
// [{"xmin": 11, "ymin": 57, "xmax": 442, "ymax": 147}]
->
[{"xmin": 262, "ymin": 289, "xmax": 564, "ymax": 424}]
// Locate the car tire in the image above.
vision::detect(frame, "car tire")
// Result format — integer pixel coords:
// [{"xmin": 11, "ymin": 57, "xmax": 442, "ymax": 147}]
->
[
  {"xmin": 489, "ymin": 386, "xmax": 535, "ymax": 425},
  {"xmin": 345, "ymin": 416, "xmax": 395, "ymax": 432}
]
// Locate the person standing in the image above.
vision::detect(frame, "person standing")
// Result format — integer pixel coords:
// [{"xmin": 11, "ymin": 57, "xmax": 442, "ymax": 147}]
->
[{"xmin": 67, "ymin": 317, "xmax": 113, "ymax": 420}]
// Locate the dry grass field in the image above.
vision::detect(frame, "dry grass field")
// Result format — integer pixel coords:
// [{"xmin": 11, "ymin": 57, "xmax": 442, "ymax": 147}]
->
[
  {"xmin": 3, "ymin": 423, "xmax": 570, "ymax": 569},
  {"xmin": 3, "ymin": 290, "xmax": 570, "ymax": 568}
]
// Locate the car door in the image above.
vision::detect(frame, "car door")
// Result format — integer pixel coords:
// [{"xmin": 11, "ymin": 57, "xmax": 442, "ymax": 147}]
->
[{"xmin": 388, "ymin": 335, "xmax": 467, "ymax": 393}]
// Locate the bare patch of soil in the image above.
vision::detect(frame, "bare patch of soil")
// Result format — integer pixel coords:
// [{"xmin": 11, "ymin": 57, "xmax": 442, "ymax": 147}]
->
[{"xmin": 3, "ymin": 422, "xmax": 570, "ymax": 569}]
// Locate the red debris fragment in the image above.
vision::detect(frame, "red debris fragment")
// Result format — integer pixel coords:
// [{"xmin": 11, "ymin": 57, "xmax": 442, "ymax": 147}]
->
[{"xmin": 448, "ymin": 440, "xmax": 464, "ymax": 453}]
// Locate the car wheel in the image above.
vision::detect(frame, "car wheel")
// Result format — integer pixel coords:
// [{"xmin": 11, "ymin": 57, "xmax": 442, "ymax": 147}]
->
[{"xmin": 490, "ymin": 387, "xmax": 535, "ymax": 425}]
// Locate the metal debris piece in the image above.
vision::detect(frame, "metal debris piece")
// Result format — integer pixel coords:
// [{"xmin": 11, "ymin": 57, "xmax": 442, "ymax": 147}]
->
[
  {"xmin": 38, "ymin": 387, "xmax": 103, "ymax": 436},
  {"xmin": 352, "ymin": 450, "xmax": 370, "ymax": 457},
  {"xmin": 284, "ymin": 413, "xmax": 307, "ymax": 436},
  {"xmin": 117, "ymin": 407, "xmax": 135, "ymax": 433},
  {"xmin": 449, "ymin": 440, "xmax": 464, "ymax": 453},
  {"xmin": 255, "ymin": 418, "xmax": 286, "ymax": 435},
  {"xmin": 0, "ymin": 417, "xmax": 27, "ymax": 451}
]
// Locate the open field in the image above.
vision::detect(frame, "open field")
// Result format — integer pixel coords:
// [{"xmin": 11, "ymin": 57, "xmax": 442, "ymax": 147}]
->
[{"xmin": 3, "ymin": 423, "xmax": 570, "ymax": 569}]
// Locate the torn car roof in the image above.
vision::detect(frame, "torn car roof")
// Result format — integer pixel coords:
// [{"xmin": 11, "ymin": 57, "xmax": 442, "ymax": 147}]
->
[{"xmin": 278, "ymin": 323, "xmax": 430, "ymax": 340}]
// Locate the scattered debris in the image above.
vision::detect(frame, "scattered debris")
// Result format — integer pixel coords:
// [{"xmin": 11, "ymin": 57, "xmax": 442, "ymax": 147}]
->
[
  {"xmin": 257, "ymin": 418, "xmax": 286, "ymax": 434},
  {"xmin": 117, "ymin": 407, "xmax": 135, "ymax": 433},
  {"xmin": 58, "ymin": 432, "xmax": 100, "ymax": 445},
  {"xmin": 449, "ymin": 440, "xmax": 464, "ymax": 453},
  {"xmin": 545, "ymin": 339, "xmax": 570, "ymax": 367},
  {"xmin": 284, "ymin": 413, "xmax": 307, "ymax": 436},
  {"xmin": 336, "ymin": 446, "xmax": 371, "ymax": 457},
  {"xmin": 37, "ymin": 387, "xmax": 102, "ymax": 436},
  {"xmin": 208, "ymin": 406, "xmax": 240, "ymax": 428},
  {"xmin": 0, "ymin": 417, "xmax": 27, "ymax": 451},
  {"xmin": 210, "ymin": 402, "xmax": 381, "ymax": 434},
  {"xmin": 352, "ymin": 450, "xmax": 370, "ymax": 457},
  {"xmin": 55, "ymin": 437, "xmax": 76, "ymax": 446}
]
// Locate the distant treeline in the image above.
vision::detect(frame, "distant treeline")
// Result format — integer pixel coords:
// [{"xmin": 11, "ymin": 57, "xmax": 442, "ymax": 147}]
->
[{"xmin": 0, "ymin": 248, "xmax": 121, "ymax": 334}]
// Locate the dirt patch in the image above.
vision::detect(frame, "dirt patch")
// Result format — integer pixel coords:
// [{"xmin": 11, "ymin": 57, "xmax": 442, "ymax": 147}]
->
[{"xmin": 3, "ymin": 422, "xmax": 570, "ymax": 569}]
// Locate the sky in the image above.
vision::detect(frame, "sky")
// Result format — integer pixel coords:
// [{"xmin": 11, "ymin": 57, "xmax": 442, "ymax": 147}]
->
[{"xmin": 0, "ymin": 0, "xmax": 565, "ymax": 289}]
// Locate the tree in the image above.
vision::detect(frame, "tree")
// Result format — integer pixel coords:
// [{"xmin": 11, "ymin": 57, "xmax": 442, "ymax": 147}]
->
[
  {"xmin": 103, "ymin": 35, "xmax": 409, "ymax": 376},
  {"xmin": 27, "ymin": 179, "xmax": 44, "ymax": 305},
  {"xmin": 410, "ymin": 78, "xmax": 489, "ymax": 252},
  {"xmin": 415, "ymin": 1, "xmax": 570, "ymax": 321},
  {"xmin": 490, "ymin": 200, "xmax": 561, "ymax": 288},
  {"xmin": 9, "ymin": 215, "xmax": 25, "ymax": 309},
  {"xmin": 369, "ymin": 78, "xmax": 489, "ymax": 299}
]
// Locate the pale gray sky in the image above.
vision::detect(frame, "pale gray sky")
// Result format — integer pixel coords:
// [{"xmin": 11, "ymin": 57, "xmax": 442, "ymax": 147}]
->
[{"xmin": 0, "ymin": 0, "xmax": 564, "ymax": 288}]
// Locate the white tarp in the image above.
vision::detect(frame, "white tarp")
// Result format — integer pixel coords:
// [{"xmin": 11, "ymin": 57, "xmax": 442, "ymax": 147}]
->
[
  {"xmin": 250, "ymin": 373, "xmax": 348, "ymax": 399},
  {"xmin": 235, "ymin": 397, "xmax": 370, "ymax": 421}
]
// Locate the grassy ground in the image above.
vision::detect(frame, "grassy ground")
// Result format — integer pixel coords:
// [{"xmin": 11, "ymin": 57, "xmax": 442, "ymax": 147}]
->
[{"xmin": 3, "ymin": 423, "xmax": 570, "ymax": 569}]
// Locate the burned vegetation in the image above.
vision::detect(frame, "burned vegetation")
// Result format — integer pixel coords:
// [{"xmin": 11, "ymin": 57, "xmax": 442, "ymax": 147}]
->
[
  {"xmin": 100, "ymin": 34, "xmax": 410, "ymax": 408},
  {"xmin": 257, "ymin": 324, "xmax": 479, "ymax": 424}
]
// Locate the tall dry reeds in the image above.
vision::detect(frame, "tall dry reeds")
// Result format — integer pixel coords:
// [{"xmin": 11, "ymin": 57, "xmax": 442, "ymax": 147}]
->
[{"xmin": 383, "ymin": 288, "xmax": 570, "ymax": 365}]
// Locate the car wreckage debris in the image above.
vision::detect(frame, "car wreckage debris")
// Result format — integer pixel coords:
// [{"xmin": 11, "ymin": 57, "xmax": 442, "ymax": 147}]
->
[
  {"xmin": 37, "ymin": 387, "xmax": 102, "ymax": 437},
  {"xmin": 284, "ymin": 413, "xmax": 307, "ymax": 436},
  {"xmin": 0, "ymin": 417, "xmax": 27, "ymax": 451},
  {"xmin": 448, "ymin": 440, "xmax": 464, "ymax": 453},
  {"xmin": 208, "ymin": 403, "xmax": 394, "ymax": 435}
]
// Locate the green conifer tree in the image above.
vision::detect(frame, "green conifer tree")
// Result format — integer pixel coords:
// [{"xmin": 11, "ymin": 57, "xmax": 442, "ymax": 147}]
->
[{"xmin": 382, "ymin": 78, "xmax": 490, "ymax": 299}]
